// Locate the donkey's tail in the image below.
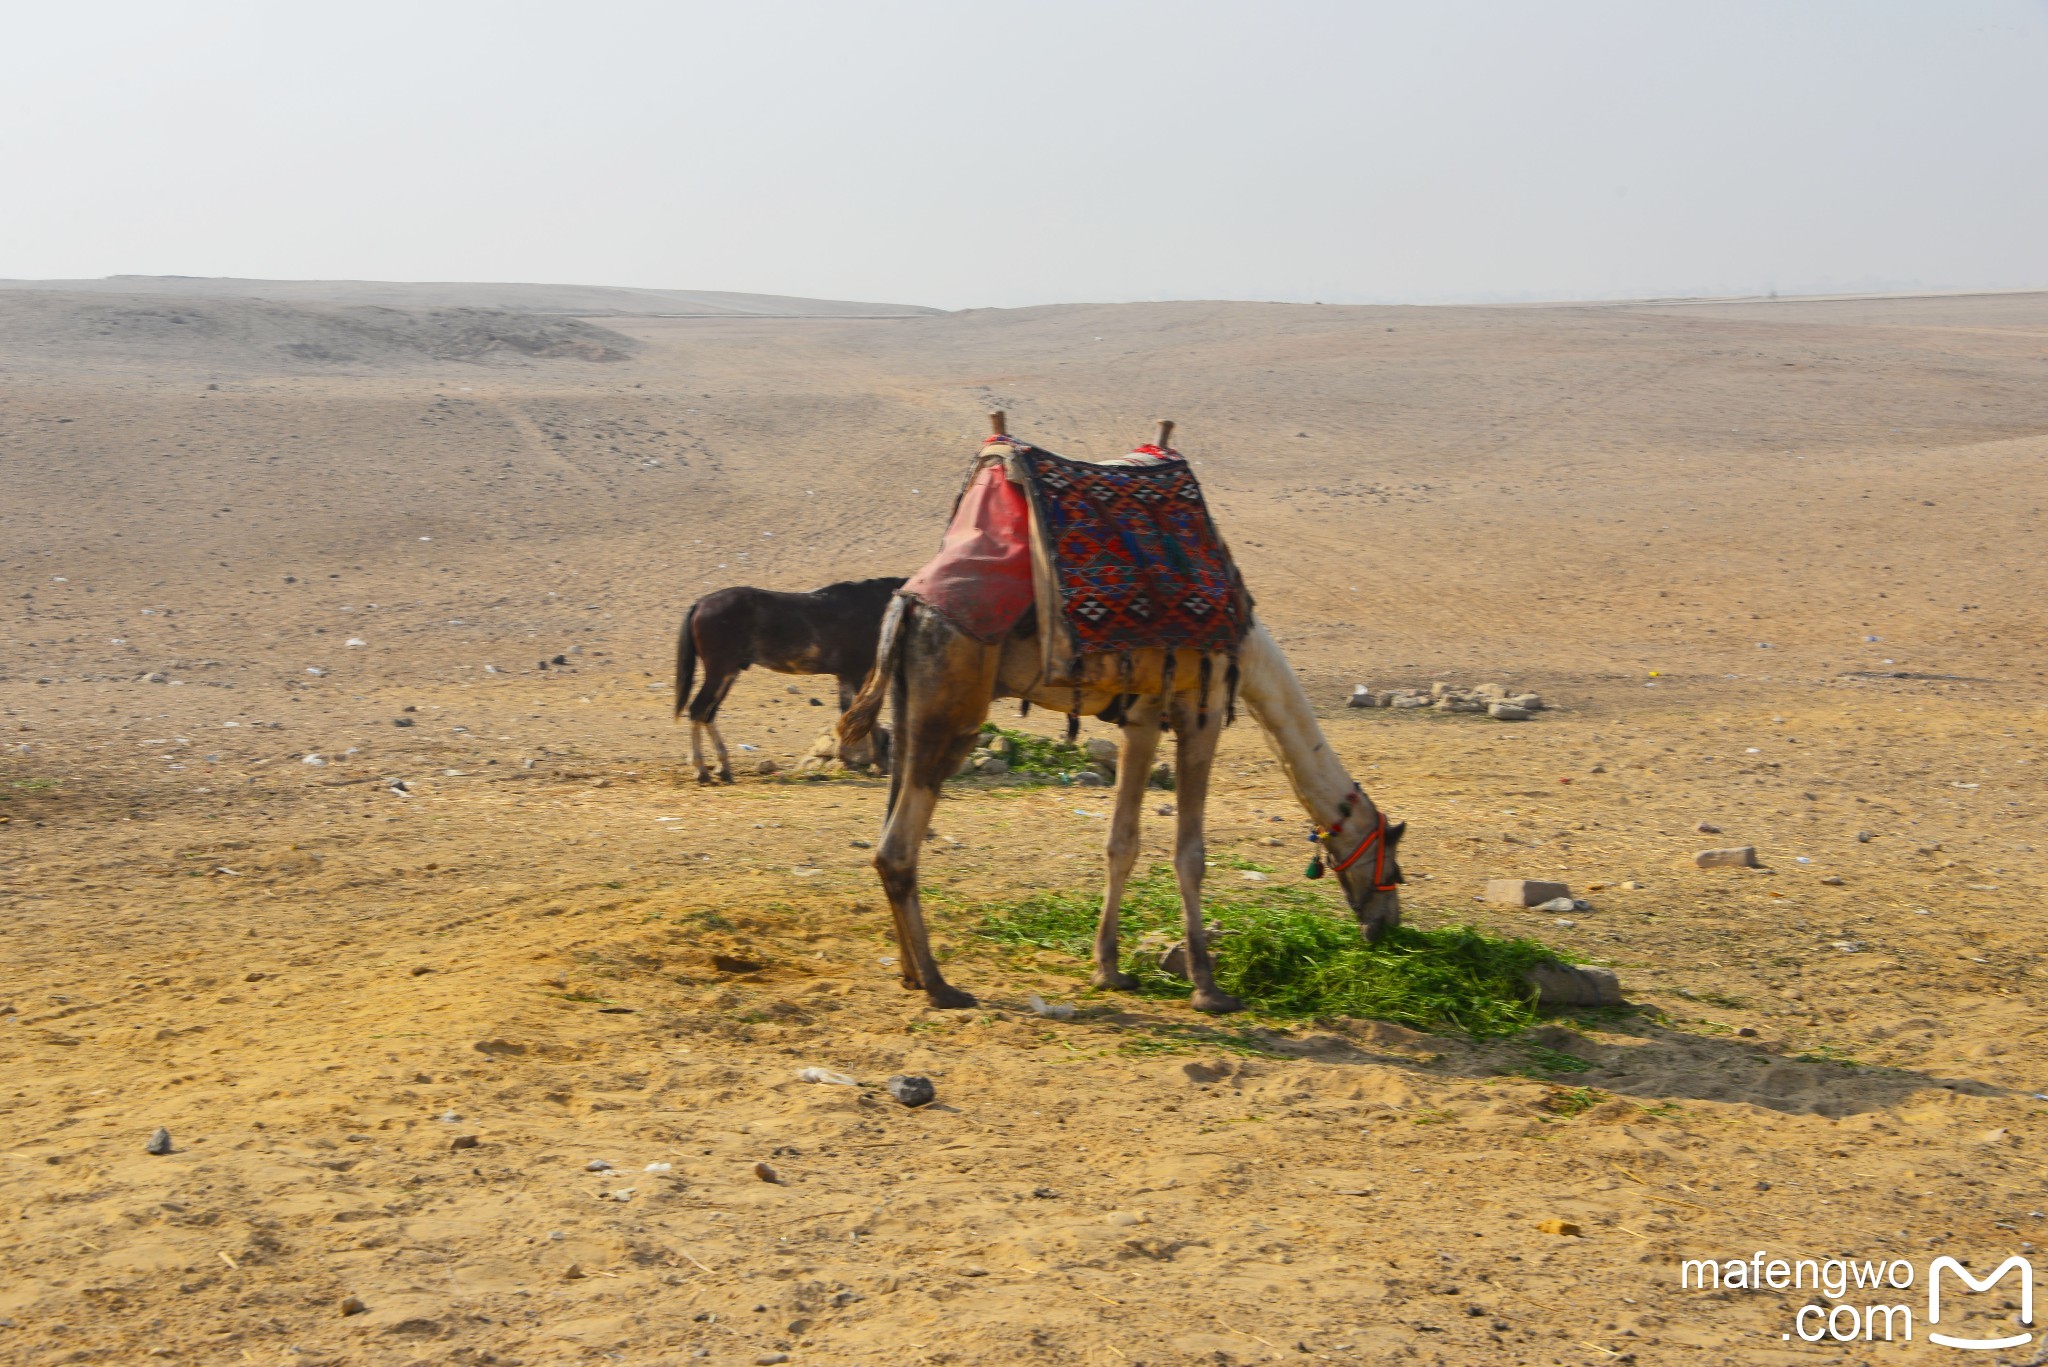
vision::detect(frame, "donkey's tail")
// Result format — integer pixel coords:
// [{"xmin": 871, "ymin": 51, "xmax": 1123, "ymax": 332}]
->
[
  {"xmin": 839, "ymin": 594, "xmax": 908, "ymax": 746},
  {"xmin": 673, "ymin": 603, "xmax": 699, "ymax": 720}
]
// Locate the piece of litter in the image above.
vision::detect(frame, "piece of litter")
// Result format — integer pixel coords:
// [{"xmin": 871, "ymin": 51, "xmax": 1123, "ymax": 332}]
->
[
  {"xmin": 345, "ymin": 637, "xmax": 366, "ymax": 647},
  {"xmin": 302, "ymin": 754, "xmax": 326, "ymax": 766},
  {"xmin": 607, "ymin": 1188, "xmax": 636, "ymax": 1202},
  {"xmin": 1239, "ymin": 871, "xmax": 1267, "ymax": 882},
  {"xmin": 797, "ymin": 1067, "xmax": 857, "ymax": 1086},
  {"xmin": 1026, "ymin": 994, "xmax": 1076, "ymax": 1020},
  {"xmin": 645, "ymin": 1162, "xmax": 672, "ymax": 1173},
  {"xmin": 305, "ymin": 667, "xmax": 326, "ymax": 676},
  {"xmin": 738, "ymin": 744, "xmax": 759, "ymax": 751},
  {"xmin": 1534, "ymin": 896, "xmax": 1576, "ymax": 913}
]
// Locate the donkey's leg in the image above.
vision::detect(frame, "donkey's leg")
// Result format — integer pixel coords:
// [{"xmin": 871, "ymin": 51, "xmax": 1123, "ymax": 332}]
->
[
  {"xmin": 835, "ymin": 674, "xmax": 876, "ymax": 770},
  {"xmin": 872, "ymin": 618, "xmax": 997, "ymax": 1010},
  {"xmin": 1169, "ymin": 692, "xmax": 1241, "ymax": 1014},
  {"xmin": 703, "ymin": 671, "xmax": 741, "ymax": 783},
  {"xmin": 1094, "ymin": 702, "xmax": 1163, "ymax": 990},
  {"xmin": 689, "ymin": 721, "xmax": 712, "ymax": 785}
]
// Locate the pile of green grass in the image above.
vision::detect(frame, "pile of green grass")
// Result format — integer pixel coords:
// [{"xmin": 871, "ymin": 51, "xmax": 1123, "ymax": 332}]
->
[
  {"xmin": 967, "ymin": 722, "xmax": 1094, "ymax": 780},
  {"xmin": 968, "ymin": 861, "xmax": 1567, "ymax": 1038}
]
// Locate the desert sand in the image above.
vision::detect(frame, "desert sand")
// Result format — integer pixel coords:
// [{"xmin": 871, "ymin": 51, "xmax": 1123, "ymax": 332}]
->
[{"xmin": 2, "ymin": 284, "xmax": 2044, "ymax": 1365}]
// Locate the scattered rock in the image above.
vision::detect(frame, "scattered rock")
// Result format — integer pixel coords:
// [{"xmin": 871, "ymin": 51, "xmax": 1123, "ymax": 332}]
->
[
  {"xmin": 753, "ymin": 758, "xmax": 780, "ymax": 776},
  {"xmin": 1695, "ymin": 846, "xmax": 1760, "ymax": 869},
  {"xmin": 1083, "ymin": 738, "xmax": 1119, "ymax": 768},
  {"xmin": 756, "ymin": 1355, "xmax": 791, "ymax": 1366},
  {"xmin": 392, "ymin": 716, "xmax": 414, "ymax": 727},
  {"xmin": 473, "ymin": 1038, "xmax": 527, "ymax": 1057},
  {"xmin": 1695, "ymin": 821, "xmax": 1721, "ymax": 834},
  {"xmin": 563, "ymin": 1264, "xmax": 586, "ymax": 1280},
  {"xmin": 586, "ymin": 1159, "xmax": 614, "ymax": 1172},
  {"xmin": 849, "ymin": 838, "xmax": 871, "ymax": 848},
  {"xmin": 1535, "ymin": 1218, "xmax": 1582, "ymax": 1237},
  {"xmin": 1737, "ymin": 1026, "xmax": 1759, "ymax": 1038},
  {"xmin": 1072, "ymin": 771, "xmax": 1106, "ymax": 788},
  {"xmin": 752, "ymin": 1161, "xmax": 779, "ymax": 1183},
  {"xmin": 1856, "ymin": 830, "xmax": 1874, "ymax": 843},
  {"xmin": 886, "ymin": 1074, "xmax": 936, "ymax": 1108},
  {"xmin": 1525, "ymin": 962, "xmax": 1623, "ymax": 1008},
  {"xmin": 1390, "ymin": 694, "xmax": 1430, "ymax": 709},
  {"xmin": 606, "ymin": 1188, "xmax": 636, "ymax": 1202},
  {"xmin": 1485, "ymin": 879, "xmax": 1571, "ymax": 907},
  {"xmin": 449, "ymin": 1134, "xmax": 479, "ymax": 1151},
  {"xmin": 145, "ymin": 1127, "xmax": 172, "ymax": 1156},
  {"xmin": 1819, "ymin": 875, "xmax": 1845, "ymax": 886},
  {"xmin": 1533, "ymin": 896, "xmax": 1577, "ymax": 913},
  {"xmin": 340, "ymin": 1296, "xmax": 367, "ymax": 1316},
  {"xmin": 1487, "ymin": 703, "xmax": 1532, "ymax": 721},
  {"xmin": 1026, "ymin": 994, "xmax": 1076, "ymax": 1020},
  {"xmin": 1347, "ymin": 685, "xmax": 1382, "ymax": 708}
]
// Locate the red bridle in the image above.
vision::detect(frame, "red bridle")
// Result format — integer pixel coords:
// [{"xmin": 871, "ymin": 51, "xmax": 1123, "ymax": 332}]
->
[{"xmin": 1323, "ymin": 805, "xmax": 1399, "ymax": 893}]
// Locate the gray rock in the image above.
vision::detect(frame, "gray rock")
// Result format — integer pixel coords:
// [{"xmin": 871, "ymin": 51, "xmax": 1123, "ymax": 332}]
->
[
  {"xmin": 1511, "ymin": 693, "xmax": 1543, "ymax": 710},
  {"xmin": 1390, "ymin": 695, "xmax": 1430, "ymax": 709},
  {"xmin": 1695, "ymin": 846, "xmax": 1760, "ymax": 869},
  {"xmin": 971, "ymin": 754, "xmax": 1009, "ymax": 775},
  {"xmin": 1488, "ymin": 703, "xmax": 1533, "ymax": 721},
  {"xmin": 1347, "ymin": 685, "xmax": 1382, "ymax": 708},
  {"xmin": 1072, "ymin": 770, "xmax": 1106, "ymax": 788},
  {"xmin": 753, "ymin": 758, "xmax": 780, "ymax": 776},
  {"xmin": 1526, "ymin": 962, "xmax": 1624, "ymax": 1008},
  {"xmin": 145, "ymin": 1127, "xmax": 172, "ymax": 1155},
  {"xmin": 886, "ymin": 1074, "xmax": 936, "ymax": 1108},
  {"xmin": 1083, "ymin": 738, "xmax": 1120, "ymax": 767},
  {"xmin": 1533, "ymin": 896, "xmax": 1577, "ymax": 913},
  {"xmin": 1485, "ymin": 878, "xmax": 1571, "ymax": 907}
]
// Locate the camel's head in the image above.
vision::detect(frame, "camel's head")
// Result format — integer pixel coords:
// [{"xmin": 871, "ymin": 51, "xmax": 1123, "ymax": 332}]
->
[{"xmin": 1333, "ymin": 815, "xmax": 1405, "ymax": 943}]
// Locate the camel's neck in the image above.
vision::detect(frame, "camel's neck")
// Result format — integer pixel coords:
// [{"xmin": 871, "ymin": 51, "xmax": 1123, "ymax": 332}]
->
[{"xmin": 1236, "ymin": 624, "xmax": 1377, "ymax": 830}]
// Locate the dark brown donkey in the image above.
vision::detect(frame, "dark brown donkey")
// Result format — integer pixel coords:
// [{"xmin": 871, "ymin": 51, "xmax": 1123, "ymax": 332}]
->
[{"xmin": 674, "ymin": 577, "xmax": 905, "ymax": 783}]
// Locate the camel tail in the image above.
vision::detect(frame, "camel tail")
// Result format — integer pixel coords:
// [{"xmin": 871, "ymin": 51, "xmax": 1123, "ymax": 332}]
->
[
  {"xmin": 673, "ymin": 604, "xmax": 699, "ymax": 719},
  {"xmin": 839, "ymin": 595, "xmax": 908, "ymax": 746}
]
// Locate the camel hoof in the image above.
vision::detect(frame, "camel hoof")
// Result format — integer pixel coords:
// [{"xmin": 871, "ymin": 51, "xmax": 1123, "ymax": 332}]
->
[
  {"xmin": 925, "ymin": 984, "xmax": 978, "ymax": 1011},
  {"xmin": 718, "ymin": 770, "xmax": 735, "ymax": 785},
  {"xmin": 695, "ymin": 771, "xmax": 714, "ymax": 786},
  {"xmin": 897, "ymin": 974, "xmax": 925, "ymax": 993},
  {"xmin": 1191, "ymin": 988, "xmax": 1245, "ymax": 1014},
  {"xmin": 1092, "ymin": 969, "xmax": 1141, "ymax": 992}
]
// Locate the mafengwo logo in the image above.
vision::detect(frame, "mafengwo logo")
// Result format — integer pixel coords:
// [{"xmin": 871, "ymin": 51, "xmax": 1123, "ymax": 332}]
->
[{"xmin": 1678, "ymin": 1251, "xmax": 2034, "ymax": 1347}]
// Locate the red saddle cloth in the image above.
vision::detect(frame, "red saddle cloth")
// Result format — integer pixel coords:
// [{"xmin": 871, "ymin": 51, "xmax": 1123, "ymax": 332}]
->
[
  {"xmin": 901, "ymin": 437, "xmax": 1251, "ymax": 666},
  {"xmin": 899, "ymin": 453, "xmax": 1036, "ymax": 643}
]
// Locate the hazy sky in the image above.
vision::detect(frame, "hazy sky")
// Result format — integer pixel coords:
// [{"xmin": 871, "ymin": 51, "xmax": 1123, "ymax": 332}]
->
[{"xmin": 3, "ymin": 1, "xmax": 2045, "ymax": 309}]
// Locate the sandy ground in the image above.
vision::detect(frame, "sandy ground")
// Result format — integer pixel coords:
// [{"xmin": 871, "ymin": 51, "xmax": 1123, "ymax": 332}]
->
[{"xmin": 2, "ymin": 289, "xmax": 2046, "ymax": 1365}]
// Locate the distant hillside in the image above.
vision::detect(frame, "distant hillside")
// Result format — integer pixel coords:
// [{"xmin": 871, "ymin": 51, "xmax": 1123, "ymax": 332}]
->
[
  {"xmin": 0, "ymin": 275, "xmax": 940, "ymax": 318},
  {"xmin": 0, "ymin": 291, "xmax": 639, "ymax": 373}
]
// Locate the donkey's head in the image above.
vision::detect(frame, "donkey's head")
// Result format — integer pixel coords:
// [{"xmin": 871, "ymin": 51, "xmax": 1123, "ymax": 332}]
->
[{"xmin": 1332, "ymin": 813, "xmax": 1405, "ymax": 942}]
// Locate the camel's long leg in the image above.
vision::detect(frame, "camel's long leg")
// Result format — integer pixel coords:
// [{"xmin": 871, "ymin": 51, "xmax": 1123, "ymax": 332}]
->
[
  {"xmin": 1168, "ymin": 683, "xmax": 1241, "ymax": 1014},
  {"xmin": 1094, "ymin": 701, "xmax": 1163, "ymax": 990},
  {"xmin": 872, "ymin": 612, "xmax": 999, "ymax": 1009}
]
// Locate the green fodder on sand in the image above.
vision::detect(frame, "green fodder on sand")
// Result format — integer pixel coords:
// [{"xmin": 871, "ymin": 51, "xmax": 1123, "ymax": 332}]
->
[{"xmin": 967, "ymin": 864, "xmax": 1566, "ymax": 1038}]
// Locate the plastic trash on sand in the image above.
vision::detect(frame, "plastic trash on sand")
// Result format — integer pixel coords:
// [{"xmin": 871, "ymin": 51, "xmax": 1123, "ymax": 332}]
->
[
  {"xmin": 1027, "ymin": 994, "xmax": 1076, "ymax": 1020},
  {"xmin": 797, "ymin": 1067, "xmax": 857, "ymax": 1085}
]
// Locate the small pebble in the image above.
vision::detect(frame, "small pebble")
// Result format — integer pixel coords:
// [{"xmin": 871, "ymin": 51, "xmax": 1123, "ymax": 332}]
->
[
  {"xmin": 756, "ymin": 1355, "xmax": 790, "ymax": 1365},
  {"xmin": 585, "ymin": 1159, "xmax": 614, "ymax": 1172},
  {"xmin": 886, "ymin": 1074, "xmax": 936, "ymax": 1108},
  {"xmin": 339, "ymin": 1295, "xmax": 367, "ymax": 1316},
  {"xmin": 564, "ymin": 1264, "xmax": 586, "ymax": 1280},
  {"xmin": 1695, "ymin": 821, "xmax": 1721, "ymax": 834},
  {"xmin": 145, "ymin": 1127, "xmax": 173, "ymax": 1155},
  {"xmin": 753, "ymin": 1161, "xmax": 780, "ymax": 1183},
  {"xmin": 449, "ymin": 1134, "xmax": 479, "ymax": 1151}
]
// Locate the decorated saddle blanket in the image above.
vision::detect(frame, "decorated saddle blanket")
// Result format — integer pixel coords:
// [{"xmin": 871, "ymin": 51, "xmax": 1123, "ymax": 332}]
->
[{"xmin": 901, "ymin": 435, "xmax": 1253, "ymax": 685}]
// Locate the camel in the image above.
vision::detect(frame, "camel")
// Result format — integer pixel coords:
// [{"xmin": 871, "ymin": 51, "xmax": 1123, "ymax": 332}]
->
[
  {"xmin": 839, "ymin": 419, "xmax": 1405, "ymax": 1012},
  {"xmin": 674, "ymin": 576, "xmax": 903, "ymax": 783}
]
